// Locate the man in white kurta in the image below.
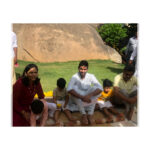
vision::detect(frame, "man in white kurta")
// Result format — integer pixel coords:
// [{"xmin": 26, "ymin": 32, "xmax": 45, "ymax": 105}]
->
[{"xmin": 67, "ymin": 60, "xmax": 102, "ymax": 125}]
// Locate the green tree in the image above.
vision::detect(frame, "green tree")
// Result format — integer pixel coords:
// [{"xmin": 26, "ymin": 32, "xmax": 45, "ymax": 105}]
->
[{"xmin": 97, "ymin": 24, "xmax": 128, "ymax": 51}]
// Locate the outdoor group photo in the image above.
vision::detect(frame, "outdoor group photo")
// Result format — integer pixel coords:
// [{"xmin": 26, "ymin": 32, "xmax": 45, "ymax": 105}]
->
[{"xmin": 12, "ymin": 23, "xmax": 138, "ymax": 127}]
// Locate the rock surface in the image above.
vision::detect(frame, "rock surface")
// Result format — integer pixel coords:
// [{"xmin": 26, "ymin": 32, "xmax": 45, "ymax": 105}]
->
[{"xmin": 13, "ymin": 24, "xmax": 122, "ymax": 63}]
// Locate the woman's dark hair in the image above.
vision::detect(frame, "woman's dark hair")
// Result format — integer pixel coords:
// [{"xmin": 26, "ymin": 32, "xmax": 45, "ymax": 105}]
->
[
  {"xmin": 31, "ymin": 100, "xmax": 44, "ymax": 114},
  {"xmin": 78, "ymin": 60, "xmax": 89, "ymax": 69},
  {"xmin": 21, "ymin": 64, "xmax": 40, "ymax": 86},
  {"xmin": 123, "ymin": 64, "xmax": 135, "ymax": 73},
  {"xmin": 103, "ymin": 79, "xmax": 113, "ymax": 88},
  {"xmin": 57, "ymin": 78, "xmax": 66, "ymax": 89}
]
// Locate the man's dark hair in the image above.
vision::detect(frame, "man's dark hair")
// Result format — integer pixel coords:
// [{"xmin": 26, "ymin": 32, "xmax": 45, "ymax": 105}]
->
[
  {"xmin": 57, "ymin": 78, "xmax": 66, "ymax": 89},
  {"xmin": 103, "ymin": 79, "xmax": 113, "ymax": 88},
  {"xmin": 31, "ymin": 100, "xmax": 44, "ymax": 114},
  {"xmin": 78, "ymin": 60, "xmax": 89, "ymax": 69},
  {"xmin": 21, "ymin": 64, "xmax": 40, "ymax": 86},
  {"xmin": 123, "ymin": 64, "xmax": 135, "ymax": 73}
]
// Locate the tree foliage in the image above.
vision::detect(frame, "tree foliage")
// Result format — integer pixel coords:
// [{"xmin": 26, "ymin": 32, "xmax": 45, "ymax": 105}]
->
[
  {"xmin": 97, "ymin": 23, "xmax": 138, "ymax": 52},
  {"xmin": 97, "ymin": 24, "xmax": 128, "ymax": 51}
]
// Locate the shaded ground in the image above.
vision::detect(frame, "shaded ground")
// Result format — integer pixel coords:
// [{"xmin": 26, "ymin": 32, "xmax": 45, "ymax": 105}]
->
[{"xmin": 44, "ymin": 98, "xmax": 137, "ymax": 127}]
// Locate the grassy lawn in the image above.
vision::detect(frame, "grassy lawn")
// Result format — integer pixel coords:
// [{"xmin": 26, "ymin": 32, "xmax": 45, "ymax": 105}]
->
[{"xmin": 15, "ymin": 59, "xmax": 125, "ymax": 92}]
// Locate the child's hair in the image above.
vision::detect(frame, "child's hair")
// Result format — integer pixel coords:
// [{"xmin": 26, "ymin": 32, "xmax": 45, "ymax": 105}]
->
[
  {"xmin": 78, "ymin": 60, "xmax": 89, "ymax": 69},
  {"xmin": 31, "ymin": 100, "xmax": 44, "ymax": 114},
  {"xmin": 57, "ymin": 78, "xmax": 66, "ymax": 89},
  {"xmin": 103, "ymin": 79, "xmax": 113, "ymax": 88},
  {"xmin": 124, "ymin": 64, "xmax": 135, "ymax": 73}
]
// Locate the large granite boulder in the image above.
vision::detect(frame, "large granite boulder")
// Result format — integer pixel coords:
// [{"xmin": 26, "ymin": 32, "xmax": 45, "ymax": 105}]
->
[{"xmin": 13, "ymin": 24, "xmax": 122, "ymax": 63}]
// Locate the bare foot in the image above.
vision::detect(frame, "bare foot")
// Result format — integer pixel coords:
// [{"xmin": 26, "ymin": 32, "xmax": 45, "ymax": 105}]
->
[
  {"xmin": 76, "ymin": 120, "xmax": 81, "ymax": 126},
  {"xmin": 69, "ymin": 117, "xmax": 77, "ymax": 123},
  {"xmin": 106, "ymin": 116, "xmax": 113, "ymax": 123},
  {"xmin": 117, "ymin": 113, "xmax": 125, "ymax": 121},
  {"xmin": 87, "ymin": 115, "xmax": 95, "ymax": 126},
  {"xmin": 81, "ymin": 114, "xmax": 89, "ymax": 126},
  {"xmin": 55, "ymin": 120, "xmax": 62, "ymax": 126},
  {"xmin": 95, "ymin": 118, "xmax": 106, "ymax": 124},
  {"xmin": 127, "ymin": 109, "xmax": 134, "ymax": 120}
]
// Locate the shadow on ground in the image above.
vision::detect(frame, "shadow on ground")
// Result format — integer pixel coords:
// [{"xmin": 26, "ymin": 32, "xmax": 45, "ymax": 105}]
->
[
  {"xmin": 44, "ymin": 98, "xmax": 134, "ymax": 127},
  {"xmin": 106, "ymin": 67, "xmax": 123, "ymax": 74}
]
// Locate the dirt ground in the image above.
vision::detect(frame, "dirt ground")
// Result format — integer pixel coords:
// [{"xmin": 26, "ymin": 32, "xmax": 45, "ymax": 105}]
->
[{"xmin": 44, "ymin": 98, "xmax": 136, "ymax": 127}]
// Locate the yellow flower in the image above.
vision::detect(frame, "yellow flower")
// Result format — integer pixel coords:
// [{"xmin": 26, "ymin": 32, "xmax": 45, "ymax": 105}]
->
[
  {"xmin": 34, "ymin": 91, "xmax": 53, "ymax": 98},
  {"xmin": 47, "ymin": 91, "xmax": 53, "ymax": 97}
]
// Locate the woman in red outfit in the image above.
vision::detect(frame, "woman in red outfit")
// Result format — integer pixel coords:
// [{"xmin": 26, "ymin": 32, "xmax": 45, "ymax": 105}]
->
[{"xmin": 13, "ymin": 64, "xmax": 45, "ymax": 126}]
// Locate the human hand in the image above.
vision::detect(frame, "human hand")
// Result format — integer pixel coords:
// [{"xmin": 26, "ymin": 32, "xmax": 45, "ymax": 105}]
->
[
  {"xmin": 129, "ymin": 60, "xmax": 133, "ymax": 64},
  {"xmin": 14, "ymin": 63, "xmax": 19, "ymax": 67},
  {"xmin": 22, "ymin": 111, "xmax": 30, "ymax": 122},
  {"xmin": 129, "ymin": 97, "xmax": 137, "ymax": 104},
  {"xmin": 82, "ymin": 95, "xmax": 91, "ymax": 103},
  {"xmin": 113, "ymin": 87, "xmax": 120, "ymax": 93},
  {"xmin": 14, "ymin": 57, "xmax": 17, "ymax": 65}
]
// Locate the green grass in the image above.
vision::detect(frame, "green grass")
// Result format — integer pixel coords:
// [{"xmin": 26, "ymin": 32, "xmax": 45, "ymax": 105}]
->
[{"xmin": 15, "ymin": 59, "xmax": 124, "ymax": 92}]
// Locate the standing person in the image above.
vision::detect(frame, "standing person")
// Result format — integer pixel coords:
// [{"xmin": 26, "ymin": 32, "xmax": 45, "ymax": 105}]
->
[
  {"xmin": 67, "ymin": 60, "xmax": 102, "ymax": 125},
  {"xmin": 11, "ymin": 31, "xmax": 18, "ymax": 84},
  {"xmin": 11, "ymin": 31, "xmax": 18, "ymax": 66},
  {"xmin": 13, "ymin": 64, "xmax": 45, "ymax": 126},
  {"xmin": 53, "ymin": 78, "xmax": 76, "ymax": 125},
  {"xmin": 112, "ymin": 64, "xmax": 137, "ymax": 120},
  {"xmin": 129, "ymin": 46, "xmax": 138, "ymax": 77},
  {"xmin": 125, "ymin": 31, "xmax": 138, "ymax": 64}
]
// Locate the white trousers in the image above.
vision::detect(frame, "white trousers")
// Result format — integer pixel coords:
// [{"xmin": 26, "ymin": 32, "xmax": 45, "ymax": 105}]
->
[
  {"xmin": 47, "ymin": 102, "xmax": 57, "ymax": 117},
  {"xmin": 69, "ymin": 86, "xmax": 100, "ymax": 115},
  {"xmin": 97, "ymin": 101, "xmax": 113, "ymax": 109}
]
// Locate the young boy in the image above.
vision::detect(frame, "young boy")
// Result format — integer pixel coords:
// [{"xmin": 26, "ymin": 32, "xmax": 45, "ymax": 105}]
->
[
  {"xmin": 30, "ymin": 99, "xmax": 48, "ymax": 126},
  {"xmin": 96, "ymin": 79, "xmax": 124, "ymax": 123},
  {"xmin": 53, "ymin": 78, "xmax": 76, "ymax": 125},
  {"xmin": 30, "ymin": 99, "xmax": 57, "ymax": 126}
]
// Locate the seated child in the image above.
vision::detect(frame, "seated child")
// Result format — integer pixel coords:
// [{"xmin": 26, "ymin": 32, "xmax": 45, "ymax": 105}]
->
[
  {"xmin": 96, "ymin": 79, "xmax": 124, "ymax": 123},
  {"xmin": 53, "ymin": 78, "xmax": 76, "ymax": 125},
  {"xmin": 30, "ymin": 99, "xmax": 57, "ymax": 126}
]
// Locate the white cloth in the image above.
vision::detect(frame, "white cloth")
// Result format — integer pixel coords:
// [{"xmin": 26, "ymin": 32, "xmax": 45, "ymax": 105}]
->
[
  {"xmin": 130, "ymin": 46, "xmax": 138, "ymax": 77},
  {"xmin": 36, "ymin": 113, "xmax": 42, "ymax": 120},
  {"xmin": 67, "ymin": 72, "xmax": 102, "ymax": 93},
  {"xmin": 130, "ymin": 47, "xmax": 137, "ymax": 61},
  {"xmin": 67, "ymin": 72, "xmax": 103, "ymax": 114},
  {"xmin": 11, "ymin": 31, "xmax": 17, "ymax": 57},
  {"xmin": 126, "ymin": 37, "xmax": 137, "ymax": 55},
  {"xmin": 47, "ymin": 102, "xmax": 57, "ymax": 117},
  {"xmin": 97, "ymin": 101, "xmax": 113, "ymax": 109}
]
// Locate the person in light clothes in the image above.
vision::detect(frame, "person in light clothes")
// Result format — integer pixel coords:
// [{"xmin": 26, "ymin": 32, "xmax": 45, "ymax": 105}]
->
[
  {"xmin": 11, "ymin": 31, "xmax": 18, "ymax": 84},
  {"xmin": 67, "ymin": 60, "xmax": 102, "ymax": 125}
]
